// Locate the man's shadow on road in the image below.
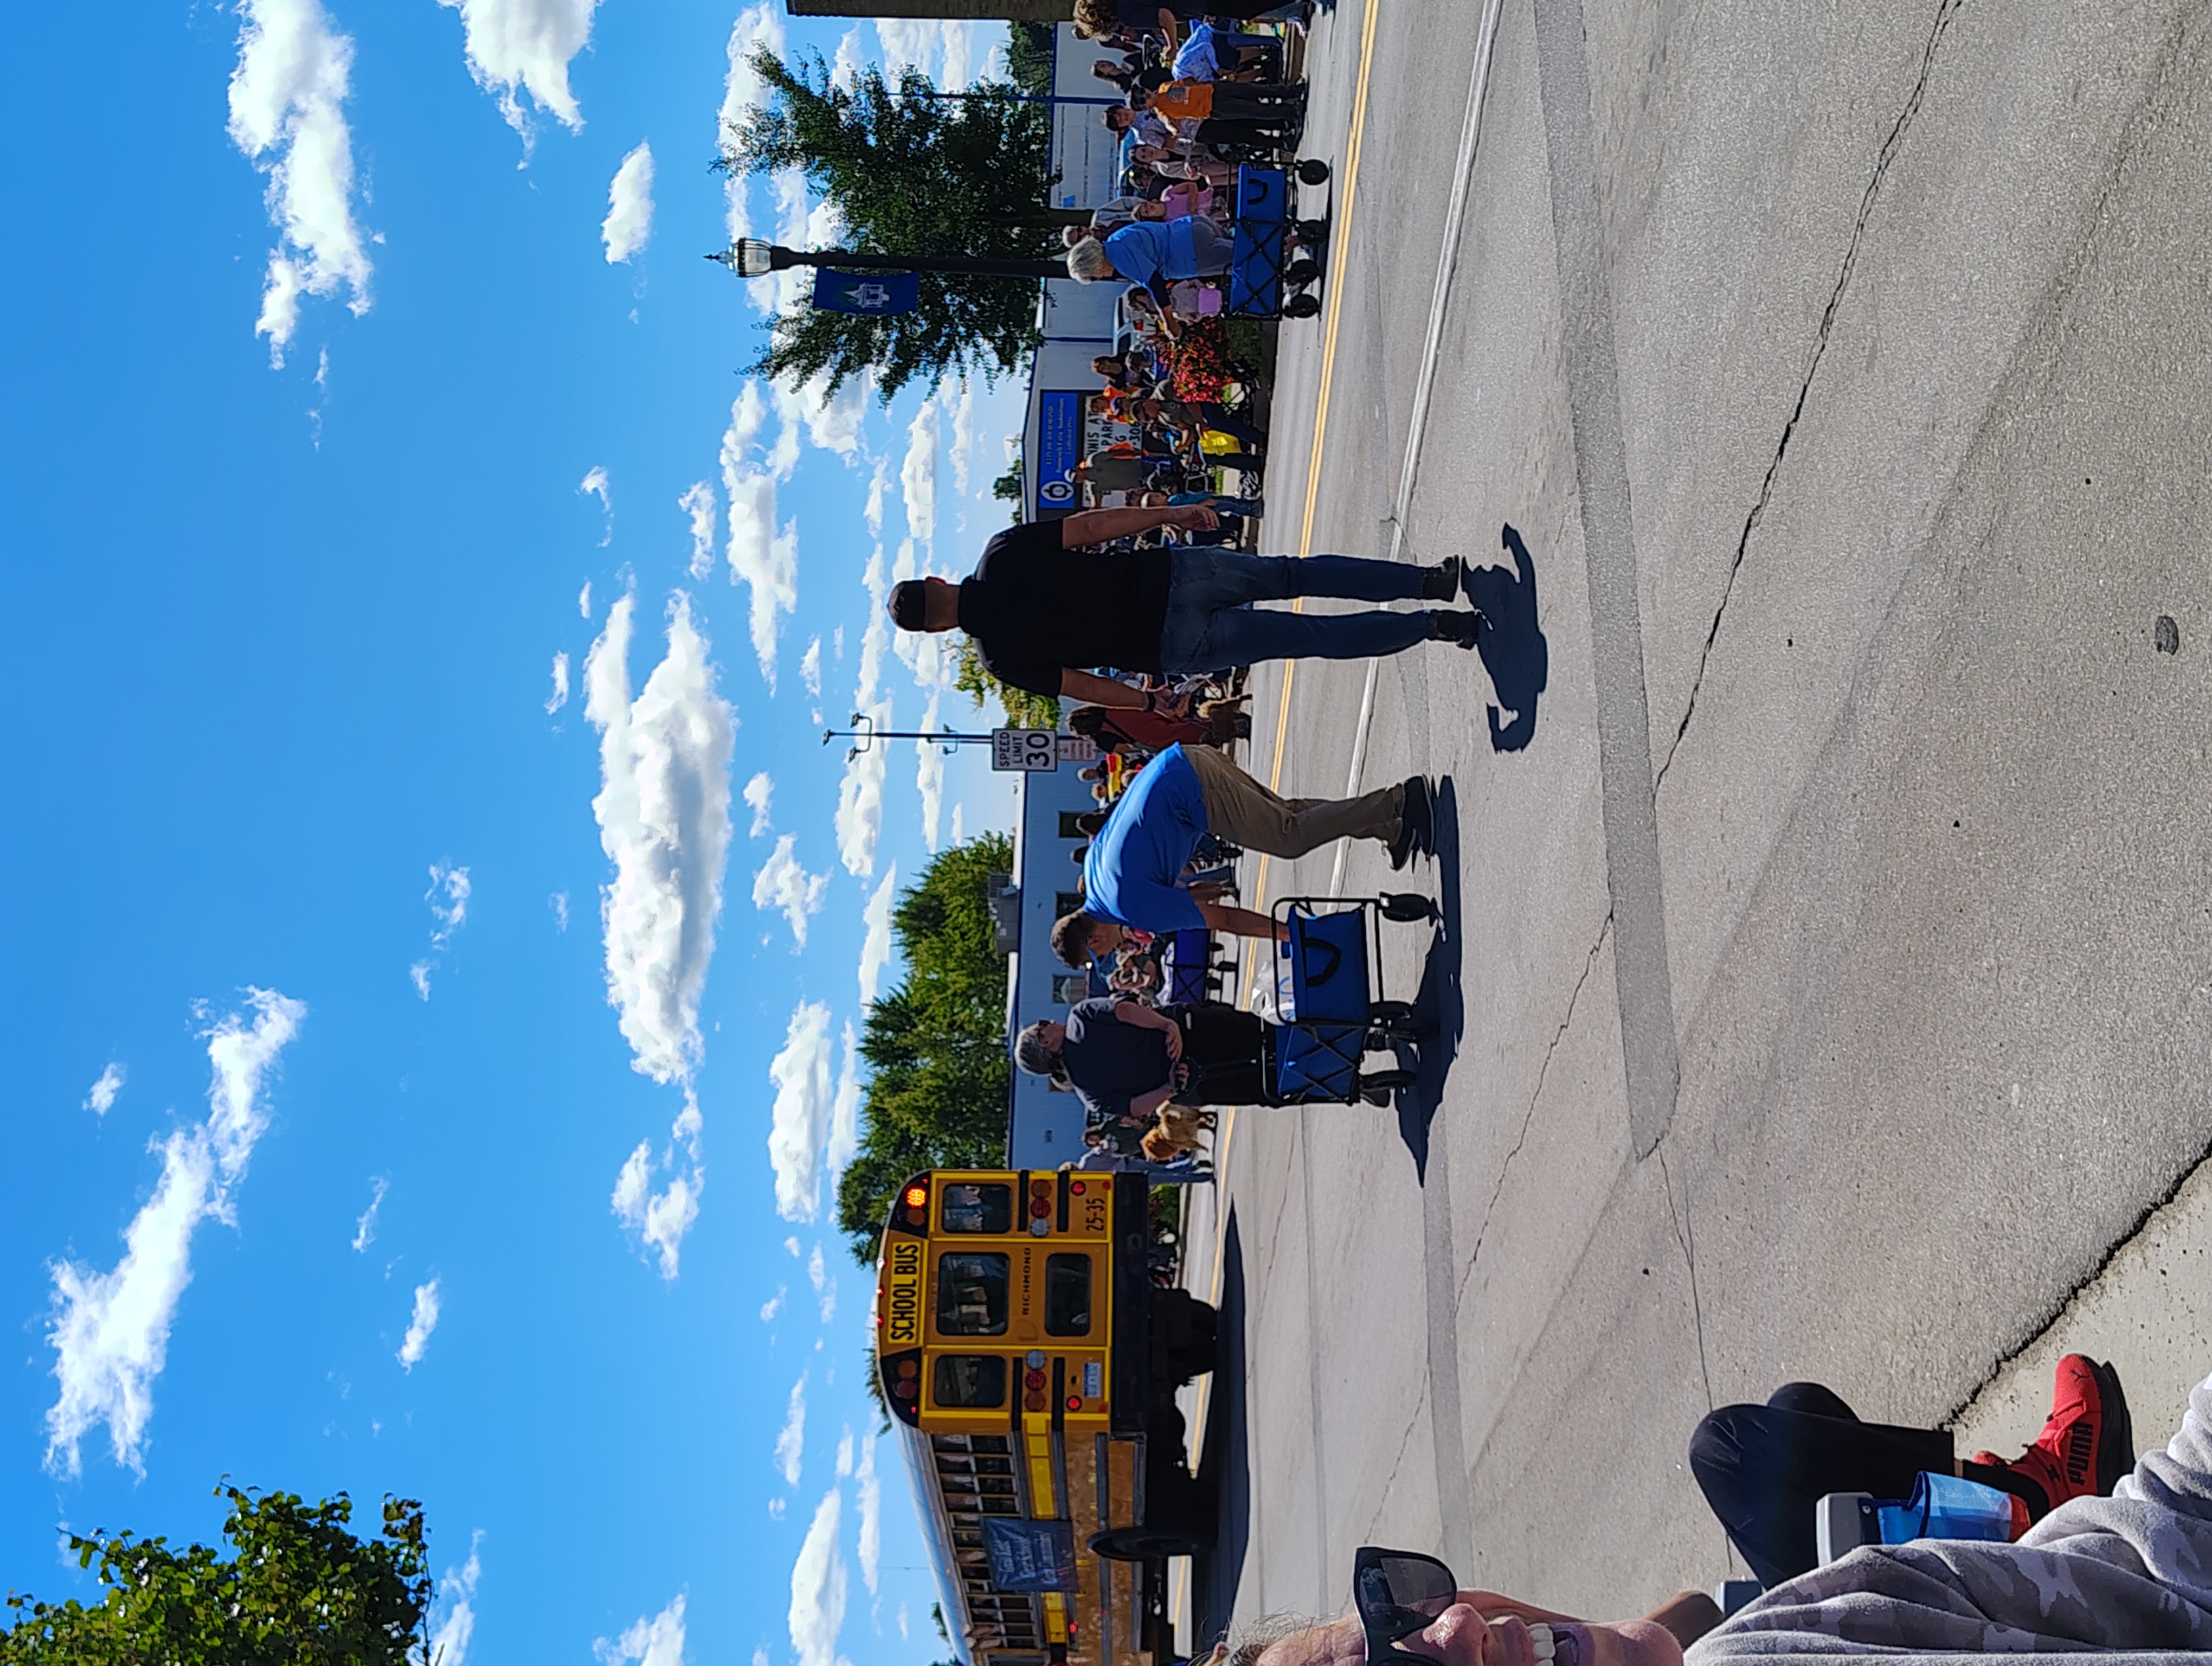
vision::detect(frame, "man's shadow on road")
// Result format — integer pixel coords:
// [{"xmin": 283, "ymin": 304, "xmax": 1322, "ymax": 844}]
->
[
  {"xmin": 1394, "ymin": 777, "xmax": 1463, "ymax": 1180},
  {"xmin": 1193, "ymin": 1208, "xmax": 1248, "ymax": 1647},
  {"xmin": 1470, "ymin": 522, "xmax": 1547, "ymax": 753}
]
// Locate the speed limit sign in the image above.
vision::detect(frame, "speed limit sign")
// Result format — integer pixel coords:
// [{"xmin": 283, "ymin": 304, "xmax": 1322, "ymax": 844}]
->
[{"xmin": 991, "ymin": 728, "xmax": 1059, "ymax": 772}]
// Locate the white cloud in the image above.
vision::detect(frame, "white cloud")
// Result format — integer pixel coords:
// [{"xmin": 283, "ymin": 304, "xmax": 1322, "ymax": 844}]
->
[
  {"xmin": 584, "ymin": 594, "xmax": 737, "ymax": 1087},
  {"xmin": 800, "ymin": 637, "xmax": 823, "ymax": 699},
  {"xmin": 718, "ymin": 6, "xmax": 788, "ymax": 242},
  {"xmin": 948, "ymin": 380, "xmax": 976, "ymax": 496},
  {"xmin": 581, "ymin": 466, "xmax": 613, "ymax": 547},
  {"xmin": 775, "ymin": 1371, "xmax": 807, "ymax": 1486},
  {"xmin": 863, "ymin": 458, "xmax": 889, "ymax": 541},
  {"xmin": 679, "ymin": 480, "xmax": 718, "ymax": 581},
  {"xmin": 597, "ymin": 1593, "xmax": 688, "ymax": 1666},
  {"xmin": 950, "ymin": 802, "xmax": 965, "ymax": 845},
  {"xmin": 745, "ymin": 771, "xmax": 774, "ymax": 836},
  {"xmin": 876, "ymin": 18, "xmax": 979, "ymax": 90},
  {"xmin": 547, "ymin": 650, "xmax": 571, "ymax": 714},
  {"xmin": 835, "ymin": 551, "xmax": 892, "ymax": 877},
  {"xmin": 84, "ymin": 1064, "xmax": 125, "ymax": 1117},
  {"xmin": 45, "ymin": 990, "xmax": 305, "ymax": 1475},
  {"xmin": 426, "ymin": 1535, "xmax": 483, "ymax": 1666},
  {"xmin": 856, "ymin": 1437, "xmax": 882, "ymax": 1597},
  {"xmin": 766, "ymin": 1001, "xmax": 835, "ymax": 1221},
  {"xmin": 835, "ymin": 1425, "xmax": 854, "ymax": 1478},
  {"xmin": 858, "ymin": 867, "xmax": 897, "ymax": 1005},
  {"xmin": 611, "ymin": 1112, "xmax": 705, "ymax": 1281},
  {"xmin": 789, "ymin": 1490, "xmax": 849, "ymax": 1666},
  {"xmin": 602, "ymin": 142, "xmax": 655, "ymax": 262},
  {"xmin": 900, "ymin": 397, "xmax": 939, "ymax": 554},
  {"xmin": 753, "ymin": 836, "xmax": 828, "ymax": 948},
  {"xmin": 435, "ymin": 0, "xmax": 603, "ymax": 140},
  {"xmin": 721, "ymin": 384, "xmax": 800, "ymax": 685},
  {"xmin": 550, "ymin": 890, "xmax": 570, "ymax": 932},
  {"xmin": 761, "ymin": 1285, "xmax": 786, "ymax": 1323},
  {"xmin": 580, "ymin": 579, "xmax": 595, "ymax": 618},
  {"xmin": 768, "ymin": 1498, "xmax": 788, "ymax": 1520},
  {"xmin": 774, "ymin": 372, "xmax": 867, "ymax": 461},
  {"xmin": 226, "ymin": 0, "xmax": 373, "ymax": 366},
  {"xmin": 916, "ymin": 684, "xmax": 946, "ymax": 851},
  {"xmin": 397, "ymin": 1278, "xmax": 441, "ymax": 1371},
  {"xmin": 352, "ymin": 1175, "xmax": 388, "ymax": 1252},
  {"xmin": 829, "ymin": 25, "xmax": 867, "ymax": 91},
  {"xmin": 409, "ymin": 862, "xmax": 472, "ymax": 1001},
  {"xmin": 827, "ymin": 1021, "xmax": 860, "ymax": 1183}
]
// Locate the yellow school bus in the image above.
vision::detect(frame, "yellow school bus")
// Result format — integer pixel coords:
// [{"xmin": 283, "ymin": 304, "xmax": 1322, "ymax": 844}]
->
[{"xmin": 876, "ymin": 1170, "xmax": 1218, "ymax": 1666}]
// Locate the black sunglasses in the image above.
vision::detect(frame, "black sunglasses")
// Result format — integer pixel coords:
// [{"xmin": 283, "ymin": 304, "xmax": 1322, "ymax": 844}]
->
[
  {"xmin": 1353, "ymin": 1549, "xmax": 1564, "ymax": 1666},
  {"xmin": 1353, "ymin": 1547, "xmax": 1458, "ymax": 1666}
]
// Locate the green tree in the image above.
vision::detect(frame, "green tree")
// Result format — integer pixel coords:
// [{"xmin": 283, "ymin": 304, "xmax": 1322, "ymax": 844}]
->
[
  {"xmin": 1006, "ymin": 21, "xmax": 1058, "ymax": 99},
  {"xmin": 717, "ymin": 51, "xmax": 1076, "ymax": 399},
  {"xmin": 953, "ymin": 640, "xmax": 1061, "ymax": 729},
  {"xmin": 837, "ymin": 833, "xmax": 1016, "ymax": 1259},
  {"xmin": 2, "ymin": 1485, "xmax": 432, "ymax": 1665}
]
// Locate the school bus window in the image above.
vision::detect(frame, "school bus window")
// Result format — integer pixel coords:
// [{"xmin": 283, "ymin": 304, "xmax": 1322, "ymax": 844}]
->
[
  {"xmin": 934, "ymin": 1355, "xmax": 1008, "ymax": 1408},
  {"xmin": 939, "ymin": 1183, "xmax": 1013, "ymax": 1234},
  {"xmin": 935, "ymin": 1253, "xmax": 1011, "ymax": 1334},
  {"xmin": 1042, "ymin": 1253, "xmax": 1093, "ymax": 1336}
]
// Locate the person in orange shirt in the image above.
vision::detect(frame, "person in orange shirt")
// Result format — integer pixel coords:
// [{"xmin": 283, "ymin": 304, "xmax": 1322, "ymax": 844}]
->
[{"xmin": 1146, "ymin": 76, "xmax": 1305, "ymax": 127}]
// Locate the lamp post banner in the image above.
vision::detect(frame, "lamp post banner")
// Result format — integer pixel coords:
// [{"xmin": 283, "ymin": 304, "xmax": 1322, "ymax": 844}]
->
[{"xmin": 811, "ymin": 268, "xmax": 920, "ymax": 315}]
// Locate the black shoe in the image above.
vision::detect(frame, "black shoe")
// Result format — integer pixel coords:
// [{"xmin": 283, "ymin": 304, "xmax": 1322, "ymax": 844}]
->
[
  {"xmin": 1420, "ymin": 558, "xmax": 1461, "ymax": 600},
  {"xmin": 1430, "ymin": 608, "xmax": 1481, "ymax": 648},
  {"xmin": 1386, "ymin": 776, "xmax": 1432, "ymax": 870}
]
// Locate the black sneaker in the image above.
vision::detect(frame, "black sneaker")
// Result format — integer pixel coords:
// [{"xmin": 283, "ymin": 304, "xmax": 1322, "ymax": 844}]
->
[
  {"xmin": 1420, "ymin": 557, "xmax": 1462, "ymax": 600},
  {"xmin": 1387, "ymin": 777, "xmax": 1432, "ymax": 870},
  {"xmin": 1430, "ymin": 608, "xmax": 1481, "ymax": 648}
]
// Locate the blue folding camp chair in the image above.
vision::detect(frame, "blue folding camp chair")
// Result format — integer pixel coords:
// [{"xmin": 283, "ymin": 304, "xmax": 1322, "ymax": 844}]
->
[{"xmin": 1261, "ymin": 892, "xmax": 1435, "ymax": 1105}]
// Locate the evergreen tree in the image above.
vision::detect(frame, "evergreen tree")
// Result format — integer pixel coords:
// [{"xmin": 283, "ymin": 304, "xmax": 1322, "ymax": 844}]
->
[
  {"xmin": 718, "ymin": 51, "xmax": 1066, "ymax": 399},
  {"xmin": 837, "ymin": 833, "xmax": 1017, "ymax": 1259},
  {"xmin": 1006, "ymin": 22, "xmax": 1058, "ymax": 99}
]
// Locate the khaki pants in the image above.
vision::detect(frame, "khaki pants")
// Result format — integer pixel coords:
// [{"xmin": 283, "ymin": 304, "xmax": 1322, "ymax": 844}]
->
[{"xmin": 1185, "ymin": 744, "xmax": 1401, "ymax": 857}]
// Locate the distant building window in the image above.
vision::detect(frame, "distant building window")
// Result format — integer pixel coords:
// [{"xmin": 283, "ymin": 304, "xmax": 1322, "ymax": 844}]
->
[
  {"xmin": 1050, "ymin": 974, "xmax": 1085, "ymax": 1005},
  {"xmin": 1053, "ymin": 890, "xmax": 1084, "ymax": 922},
  {"xmin": 1057, "ymin": 811, "xmax": 1088, "ymax": 840}
]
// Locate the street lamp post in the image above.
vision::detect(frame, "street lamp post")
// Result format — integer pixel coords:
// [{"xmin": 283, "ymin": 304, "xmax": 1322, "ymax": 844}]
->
[
  {"xmin": 709, "ymin": 240, "xmax": 1067, "ymax": 283},
  {"xmin": 823, "ymin": 713, "xmax": 995, "ymax": 760}
]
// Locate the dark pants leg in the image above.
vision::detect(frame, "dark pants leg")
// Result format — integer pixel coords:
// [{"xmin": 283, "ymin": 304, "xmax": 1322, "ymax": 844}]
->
[
  {"xmin": 1688, "ymin": 1383, "xmax": 1954, "ymax": 1589},
  {"xmin": 1195, "ymin": 118, "xmax": 1287, "ymax": 148},
  {"xmin": 1190, "ymin": 402, "xmax": 1266, "ymax": 447},
  {"xmin": 1207, "ymin": 82, "xmax": 1306, "ymax": 120}
]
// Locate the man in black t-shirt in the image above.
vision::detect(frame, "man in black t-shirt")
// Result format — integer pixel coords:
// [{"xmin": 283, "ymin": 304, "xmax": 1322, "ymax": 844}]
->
[{"xmin": 887, "ymin": 504, "xmax": 1483, "ymax": 710}]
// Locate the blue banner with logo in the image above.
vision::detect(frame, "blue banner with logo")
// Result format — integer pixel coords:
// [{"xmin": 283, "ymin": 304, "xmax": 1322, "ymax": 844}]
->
[
  {"xmin": 1034, "ymin": 390, "xmax": 1084, "ymax": 517},
  {"xmin": 811, "ymin": 268, "xmax": 920, "ymax": 316},
  {"xmin": 982, "ymin": 1518, "xmax": 1078, "ymax": 1593}
]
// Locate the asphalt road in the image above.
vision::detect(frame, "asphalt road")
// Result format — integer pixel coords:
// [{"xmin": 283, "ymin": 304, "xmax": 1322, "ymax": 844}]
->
[{"xmin": 1183, "ymin": 0, "xmax": 2212, "ymax": 1644}]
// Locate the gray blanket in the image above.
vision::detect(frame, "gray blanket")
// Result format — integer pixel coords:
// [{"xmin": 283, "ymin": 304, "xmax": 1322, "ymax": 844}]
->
[{"xmin": 1687, "ymin": 1372, "xmax": 2212, "ymax": 1659}]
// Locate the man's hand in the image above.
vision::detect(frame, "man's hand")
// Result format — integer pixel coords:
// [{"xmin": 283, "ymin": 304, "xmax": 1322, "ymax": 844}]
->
[
  {"xmin": 1187, "ymin": 880, "xmax": 1231, "ymax": 905},
  {"xmin": 1165, "ymin": 504, "xmax": 1218, "ymax": 532},
  {"xmin": 1160, "ymin": 1022, "xmax": 1183, "ymax": 1061}
]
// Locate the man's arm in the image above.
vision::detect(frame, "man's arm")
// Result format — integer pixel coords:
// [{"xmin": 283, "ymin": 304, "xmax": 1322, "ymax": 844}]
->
[
  {"xmin": 1058, "ymin": 668, "xmax": 1195, "ymax": 715},
  {"xmin": 1129, "ymin": 1082, "xmax": 1176, "ymax": 1121},
  {"xmin": 1057, "ymin": 504, "xmax": 1216, "ymax": 547},
  {"xmin": 1196, "ymin": 901, "xmax": 1289, "ymax": 941}
]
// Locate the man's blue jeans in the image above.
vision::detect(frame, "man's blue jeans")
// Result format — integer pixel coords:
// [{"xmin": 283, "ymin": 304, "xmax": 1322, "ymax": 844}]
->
[{"xmin": 1156, "ymin": 547, "xmax": 1436, "ymax": 674}]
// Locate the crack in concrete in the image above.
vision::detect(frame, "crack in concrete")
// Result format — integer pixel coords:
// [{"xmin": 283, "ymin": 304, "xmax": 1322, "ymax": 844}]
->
[
  {"xmin": 1657, "ymin": 1143, "xmax": 1716, "ymax": 1413},
  {"xmin": 1458, "ymin": 912, "xmax": 1615, "ymax": 1307},
  {"xmin": 1655, "ymin": 0, "xmax": 1966, "ymax": 789},
  {"xmin": 1362, "ymin": 1374, "xmax": 1432, "ymax": 1547},
  {"xmin": 1940, "ymin": 1124, "xmax": 2212, "ymax": 1430}
]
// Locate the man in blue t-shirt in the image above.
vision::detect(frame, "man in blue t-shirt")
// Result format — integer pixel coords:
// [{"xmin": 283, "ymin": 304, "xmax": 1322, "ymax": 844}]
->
[{"xmin": 1047, "ymin": 745, "xmax": 1432, "ymax": 960}]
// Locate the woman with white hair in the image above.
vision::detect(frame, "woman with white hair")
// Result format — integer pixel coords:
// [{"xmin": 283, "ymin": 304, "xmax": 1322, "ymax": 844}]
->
[{"xmin": 1065, "ymin": 216, "xmax": 1235, "ymax": 291}]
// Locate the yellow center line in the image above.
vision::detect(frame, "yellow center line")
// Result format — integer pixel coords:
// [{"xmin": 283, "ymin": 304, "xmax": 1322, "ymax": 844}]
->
[{"xmin": 1181, "ymin": 0, "xmax": 1389, "ymax": 1581}]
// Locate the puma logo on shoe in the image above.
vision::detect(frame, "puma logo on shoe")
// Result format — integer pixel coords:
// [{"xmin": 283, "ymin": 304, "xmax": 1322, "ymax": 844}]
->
[{"xmin": 2067, "ymin": 1419, "xmax": 2096, "ymax": 1484}]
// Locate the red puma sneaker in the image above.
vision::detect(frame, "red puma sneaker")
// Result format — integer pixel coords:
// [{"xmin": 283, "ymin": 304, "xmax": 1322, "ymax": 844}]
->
[{"xmin": 1970, "ymin": 1355, "xmax": 2133, "ymax": 1526}]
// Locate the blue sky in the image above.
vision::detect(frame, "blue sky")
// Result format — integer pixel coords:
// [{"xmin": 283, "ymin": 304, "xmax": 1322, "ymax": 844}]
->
[{"xmin": 1, "ymin": 2, "xmax": 1033, "ymax": 1661}]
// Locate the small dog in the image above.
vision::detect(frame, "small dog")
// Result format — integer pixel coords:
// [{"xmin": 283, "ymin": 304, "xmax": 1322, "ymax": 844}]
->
[{"xmin": 1141, "ymin": 1105, "xmax": 1218, "ymax": 1161}]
